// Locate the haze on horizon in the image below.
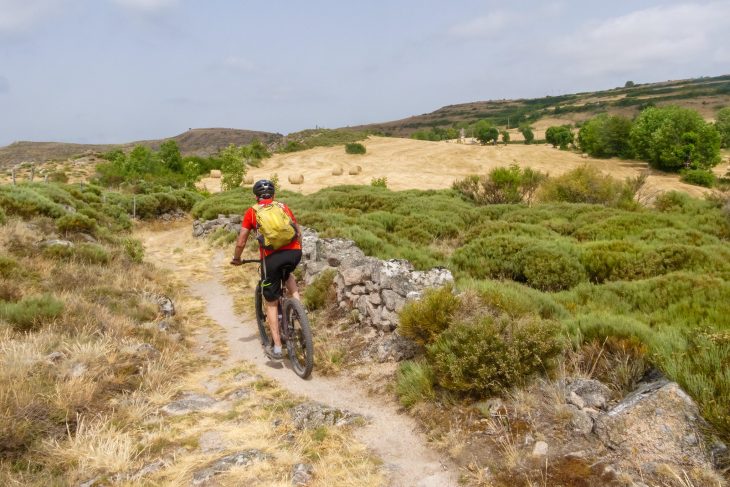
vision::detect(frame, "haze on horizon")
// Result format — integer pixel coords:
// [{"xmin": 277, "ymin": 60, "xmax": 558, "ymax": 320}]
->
[{"xmin": 0, "ymin": 0, "xmax": 729, "ymax": 146}]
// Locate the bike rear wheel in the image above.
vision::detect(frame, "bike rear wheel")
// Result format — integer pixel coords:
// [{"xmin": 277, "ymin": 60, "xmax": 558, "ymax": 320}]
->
[
  {"xmin": 284, "ymin": 298, "xmax": 314, "ymax": 379},
  {"xmin": 254, "ymin": 283, "xmax": 272, "ymax": 348}
]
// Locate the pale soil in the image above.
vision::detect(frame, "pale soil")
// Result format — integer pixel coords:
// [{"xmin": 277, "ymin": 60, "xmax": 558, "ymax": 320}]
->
[
  {"xmin": 199, "ymin": 136, "xmax": 727, "ymax": 199},
  {"xmin": 138, "ymin": 222, "xmax": 458, "ymax": 487}
]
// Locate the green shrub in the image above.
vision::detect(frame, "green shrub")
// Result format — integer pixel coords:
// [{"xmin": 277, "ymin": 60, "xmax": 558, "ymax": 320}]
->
[
  {"xmin": 396, "ymin": 360, "xmax": 436, "ymax": 408},
  {"xmin": 0, "ymin": 294, "xmax": 64, "ymax": 331},
  {"xmin": 452, "ymin": 165, "xmax": 547, "ymax": 205},
  {"xmin": 580, "ymin": 240, "xmax": 646, "ymax": 283},
  {"xmin": 56, "ymin": 213, "xmax": 96, "ymax": 235},
  {"xmin": 48, "ymin": 171, "xmax": 69, "ymax": 183},
  {"xmin": 680, "ymin": 169, "xmax": 716, "ymax": 187},
  {"xmin": 399, "ymin": 286, "xmax": 460, "ymax": 345},
  {"xmin": 427, "ymin": 317, "xmax": 563, "ymax": 396},
  {"xmin": 122, "ymin": 238, "xmax": 145, "ymax": 263},
  {"xmin": 545, "ymin": 125, "xmax": 574, "ymax": 149},
  {"xmin": 516, "ymin": 243, "xmax": 586, "ymax": 291},
  {"xmin": 539, "ymin": 166, "xmax": 639, "ymax": 208},
  {"xmin": 0, "ymin": 207, "xmax": 5, "ymax": 225},
  {"xmin": 459, "ymin": 278, "xmax": 567, "ymax": 320},
  {"xmin": 578, "ymin": 114, "xmax": 633, "ymax": 158},
  {"xmin": 370, "ymin": 177, "xmax": 388, "ymax": 188},
  {"xmin": 345, "ymin": 142, "xmax": 366, "ymax": 155},
  {"xmin": 0, "ymin": 255, "xmax": 19, "ymax": 278},
  {"xmin": 43, "ymin": 243, "xmax": 109, "ymax": 264},
  {"xmin": 303, "ymin": 269, "xmax": 337, "ymax": 311},
  {"xmin": 0, "ymin": 185, "xmax": 65, "ymax": 218},
  {"xmin": 451, "ymin": 236, "xmax": 533, "ymax": 280}
]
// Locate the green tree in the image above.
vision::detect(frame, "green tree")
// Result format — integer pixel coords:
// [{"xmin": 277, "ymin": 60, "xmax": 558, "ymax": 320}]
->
[
  {"xmin": 219, "ymin": 144, "xmax": 248, "ymax": 191},
  {"xmin": 716, "ymin": 107, "xmax": 730, "ymax": 148},
  {"xmin": 630, "ymin": 106, "xmax": 721, "ymax": 171},
  {"xmin": 545, "ymin": 125, "xmax": 574, "ymax": 149},
  {"xmin": 501, "ymin": 130, "xmax": 510, "ymax": 144},
  {"xmin": 159, "ymin": 140, "xmax": 183, "ymax": 173},
  {"xmin": 125, "ymin": 145, "xmax": 154, "ymax": 176},
  {"xmin": 519, "ymin": 125, "xmax": 535, "ymax": 144},
  {"xmin": 578, "ymin": 114, "xmax": 633, "ymax": 158},
  {"xmin": 474, "ymin": 120, "xmax": 499, "ymax": 145}
]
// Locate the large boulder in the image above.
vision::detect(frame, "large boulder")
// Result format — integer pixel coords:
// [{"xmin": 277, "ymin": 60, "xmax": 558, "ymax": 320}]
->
[{"xmin": 593, "ymin": 379, "xmax": 715, "ymax": 473}]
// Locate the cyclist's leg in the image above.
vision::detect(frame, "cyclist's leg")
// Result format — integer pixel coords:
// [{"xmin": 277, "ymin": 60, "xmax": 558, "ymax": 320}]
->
[
  {"xmin": 262, "ymin": 253, "xmax": 287, "ymax": 350},
  {"xmin": 282, "ymin": 249, "xmax": 302, "ymax": 300},
  {"xmin": 284, "ymin": 274, "xmax": 300, "ymax": 300}
]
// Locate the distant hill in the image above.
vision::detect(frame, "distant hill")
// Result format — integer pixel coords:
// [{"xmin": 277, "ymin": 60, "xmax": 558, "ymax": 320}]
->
[
  {"xmin": 348, "ymin": 74, "xmax": 730, "ymax": 137},
  {"xmin": 0, "ymin": 128, "xmax": 283, "ymax": 168}
]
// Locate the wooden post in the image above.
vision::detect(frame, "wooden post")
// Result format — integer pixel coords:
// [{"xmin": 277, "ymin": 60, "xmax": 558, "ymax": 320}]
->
[
  {"xmin": 133, "ymin": 196, "xmax": 137, "ymax": 219},
  {"xmin": 11, "ymin": 167, "xmax": 16, "ymax": 185}
]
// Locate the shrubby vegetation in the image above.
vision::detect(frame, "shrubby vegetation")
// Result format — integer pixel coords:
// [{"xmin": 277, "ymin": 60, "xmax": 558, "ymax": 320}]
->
[
  {"xmin": 680, "ymin": 168, "xmax": 716, "ymax": 187},
  {"xmin": 630, "ymin": 105, "xmax": 720, "ymax": 171},
  {"xmin": 716, "ymin": 107, "xmax": 730, "ymax": 148},
  {"xmin": 545, "ymin": 125, "xmax": 574, "ymax": 149},
  {"xmin": 578, "ymin": 114, "xmax": 633, "ymax": 158},
  {"xmin": 345, "ymin": 142, "xmax": 366, "ymax": 155},
  {"xmin": 452, "ymin": 165, "xmax": 546, "ymax": 205},
  {"xmin": 519, "ymin": 125, "xmax": 534, "ymax": 144},
  {"xmin": 276, "ymin": 129, "xmax": 371, "ymax": 153},
  {"xmin": 411, "ymin": 127, "xmax": 459, "ymax": 141},
  {"xmin": 0, "ymin": 181, "xmax": 192, "ymax": 483},
  {"xmin": 474, "ymin": 120, "xmax": 500, "ymax": 145},
  {"xmin": 194, "ymin": 178, "xmax": 730, "ymax": 435}
]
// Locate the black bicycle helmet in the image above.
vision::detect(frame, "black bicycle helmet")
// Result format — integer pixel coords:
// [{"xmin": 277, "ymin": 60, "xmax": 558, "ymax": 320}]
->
[{"xmin": 252, "ymin": 179, "xmax": 275, "ymax": 200}]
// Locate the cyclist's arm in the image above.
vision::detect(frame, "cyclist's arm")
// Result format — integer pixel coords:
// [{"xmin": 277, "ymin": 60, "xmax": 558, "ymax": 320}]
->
[{"xmin": 231, "ymin": 227, "xmax": 251, "ymax": 264}]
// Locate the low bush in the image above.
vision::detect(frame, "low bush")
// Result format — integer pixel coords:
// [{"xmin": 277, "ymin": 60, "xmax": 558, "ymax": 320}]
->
[
  {"xmin": 370, "ymin": 177, "xmax": 388, "ymax": 188},
  {"xmin": 0, "ymin": 185, "xmax": 65, "ymax": 218},
  {"xmin": 0, "ymin": 207, "xmax": 5, "ymax": 225},
  {"xmin": 398, "ymin": 286, "xmax": 460, "ymax": 345},
  {"xmin": 122, "ymin": 238, "xmax": 144, "ymax": 263},
  {"xmin": 0, "ymin": 294, "xmax": 64, "ymax": 331},
  {"xmin": 452, "ymin": 165, "xmax": 546, "ymax": 205},
  {"xmin": 43, "ymin": 243, "xmax": 110, "ymax": 265},
  {"xmin": 680, "ymin": 169, "xmax": 716, "ymax": 187},
  {"xmin": 396, "ymin": 360, "xmax": 436, "ymax": 408},
  {"xmin": 516, "ymin": 243, "xmax": 586, "ymax": 291},
  {"xmin": 451, "ymin": 236, "xmax": 532, "ymax": 280},
  {"xmin": 427, "ymin": 316, "xmax": 563, "ymax": 396},
  {"xmin": 55, "ymin": 213, "xmax": 96, "ymax": 235},
  {"xmin": 303, "ymin": 269, "xmax": 337, "ymax": 311},
  {"xmin": 345, "ymin": 142, "xmax": 366, "ymax": 155},
  {"xmin": 539, "ymin": 166, "xmax": 640, "ymax": 208}
]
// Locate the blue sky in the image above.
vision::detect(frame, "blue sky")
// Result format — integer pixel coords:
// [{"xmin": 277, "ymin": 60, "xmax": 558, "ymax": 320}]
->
[{"xmin": 1, "ymin": 0, "xmax": 729, "ymax": 145}]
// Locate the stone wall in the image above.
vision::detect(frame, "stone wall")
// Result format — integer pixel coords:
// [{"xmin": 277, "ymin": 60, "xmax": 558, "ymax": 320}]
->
[{"xmin": 192, "ymin": 217, "xmax": 453, "ymax": 335}]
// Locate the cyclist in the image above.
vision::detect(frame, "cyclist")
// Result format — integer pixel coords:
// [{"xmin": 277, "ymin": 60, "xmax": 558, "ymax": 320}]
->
[{"xmin": 230, "ymin": 179, "xmax": 303, "ymax": 360}]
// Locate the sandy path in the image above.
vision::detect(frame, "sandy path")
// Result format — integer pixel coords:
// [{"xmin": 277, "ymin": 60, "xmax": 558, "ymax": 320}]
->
[{"xmin": 140, "ymin": 224, "xmax": 458, "ymax": 487}]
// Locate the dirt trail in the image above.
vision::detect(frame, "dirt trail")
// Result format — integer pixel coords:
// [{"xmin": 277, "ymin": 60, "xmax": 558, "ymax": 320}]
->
[{"xmin": 141, "ymin": 224, "xmax": 458, "ymax": 487}]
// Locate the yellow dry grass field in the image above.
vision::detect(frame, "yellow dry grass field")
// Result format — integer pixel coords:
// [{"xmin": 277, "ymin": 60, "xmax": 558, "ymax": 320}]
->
[{"xmin": 199, "ymin": 136, "xmax": 728, "ymax": 198}]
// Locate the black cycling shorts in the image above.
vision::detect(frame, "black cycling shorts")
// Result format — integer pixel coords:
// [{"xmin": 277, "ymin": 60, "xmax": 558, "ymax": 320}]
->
[{"xmin": 261, "ymin": 249, "xmax": 302, "ymax": 302}]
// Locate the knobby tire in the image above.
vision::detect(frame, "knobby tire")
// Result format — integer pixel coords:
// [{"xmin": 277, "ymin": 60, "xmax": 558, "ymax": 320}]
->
[{"xmin": 284, "ymin": 298, "xmax": 314, "ymax": 379}]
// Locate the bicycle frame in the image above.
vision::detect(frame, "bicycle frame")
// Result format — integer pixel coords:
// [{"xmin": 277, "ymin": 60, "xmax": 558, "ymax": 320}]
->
[{"xmin": 238, "ymin": 258, "xmax": 290, "ymax": 343}]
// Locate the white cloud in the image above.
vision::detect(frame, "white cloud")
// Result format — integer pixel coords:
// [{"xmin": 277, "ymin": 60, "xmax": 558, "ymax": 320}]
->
[
  {"xmin": 113, "ymin": 0, "xmax": 179, "ymax": 13},
  {"xmin": 449, "ymin": 10, "xmax": 513, "ymax": 39},
  {"xmin": 0, "ymin": 0, "xmax": 64, "ymax": 33},
  {"xmin": 552, "ymin": 2, "xmax": 730, "ymax": 76}
]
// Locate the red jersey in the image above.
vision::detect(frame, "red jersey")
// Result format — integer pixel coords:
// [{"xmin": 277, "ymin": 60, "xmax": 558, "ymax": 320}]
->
[{"xmin": 242, "ymin": 198, "xmax": 302, "ymax": 257}]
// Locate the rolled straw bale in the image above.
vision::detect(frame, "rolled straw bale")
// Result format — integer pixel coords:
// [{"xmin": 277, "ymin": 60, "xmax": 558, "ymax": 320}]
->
[
  {"xmin": 288, "ymin": 174, "xmax": 304, "ymax": 184},
  {"xmin": 210, "ymin": 169, "xmax": 222, "ymax": 178},
  {"xmin": 332, "ymin": 166, "xmax": 343, "ymax": 176}
]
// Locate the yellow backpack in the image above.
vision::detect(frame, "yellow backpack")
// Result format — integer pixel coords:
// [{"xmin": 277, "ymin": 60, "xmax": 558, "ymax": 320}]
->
[{"xmin": 253, "ymin": 202, "xmax": 297, "ymax": 250}]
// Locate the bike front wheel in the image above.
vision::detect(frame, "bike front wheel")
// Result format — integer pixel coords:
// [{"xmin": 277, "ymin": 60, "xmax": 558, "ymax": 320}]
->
[
  {"xmin": 255, "ymin": 283, "xmax": 272, "ymax": 348},
  {"xmin": 284, "ymin": 298, "xmax": 314, "ymax": 379}
]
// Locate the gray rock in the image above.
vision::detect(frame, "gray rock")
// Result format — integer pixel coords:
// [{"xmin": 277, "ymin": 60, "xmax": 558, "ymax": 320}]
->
[
  {"xmin": 192, "ymin": 450, "xmax": 269, "ymax": 485},
  {"xmin": 142, "ymin": 292, "xmax": 176, "ymax": 317},
  {"xmin": 381, "ymin": 289, "xmax": 405, "ymax": 312},
  {"xmin": 291, "ymin": 463, "xmax": 314, "ymax": 486},
  {"xmin": 567, "ymin": 405, "xmax": 594, "ymax": 435},
  {"xmin": 532, "ymin": 441, "xmax": 548, "ymax": 457},
  {"xmin": 162, "ymin": 392, "xmax": 217, "ymax": 415},
  {"xmin": 134, "ymin": 343, "xmax": 160, "ymax": 359},
  {"xmin": 225, "ymin": 388, "xmax": 249, "ymax": 401},
  {"xmin": 198, "ymin": 431, "xmax": 227, "ymax": 453},
  {"xmin": 78, "ymin": 476, "xmax": 100, "ymax": 487},
  {"xmin": 566, "ymin": 378, "xmax": 611, "ymax": 410},
  {"xmin": 594, "ymin": 380, "xmax": 714, "ymax": 472},
  {"xmin": 290, "ymin": 402, "xmax": 362, "ymax": 430},
  {"xmin": 369, "ymin": 333, "xmax": 418, "ymax": 362},
  {"xmin": 367, "ymin": 293, "xmax": 381, "ymax": 305},
  {"xmin": 351, "ymin": 285, "xmax": 367, "ymax": 295},
  {"xmin": 342, "ymin": 266, "xmax": 366, "ymax": 286},
  {"xmin": 566, "ymin": 390, "xmax": 586, "ymax": 409},
  {"xmin": 39, "ymin": 239, "xmax": 74, "ymax": 248},
  {"xmin": 46, "ymin": 351, "xmax": 65, "ymax": 363},
  {"xmin": 129, "ymin": 459, "xmax": 168, "ymax": 480}
]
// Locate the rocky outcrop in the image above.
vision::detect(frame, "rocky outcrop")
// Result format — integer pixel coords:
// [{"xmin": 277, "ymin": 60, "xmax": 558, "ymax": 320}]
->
[
  {"xmin": 299, "ymin": 228, "xmax": 453, "ymax": 333},
  {"xmin": 593, "ymin": 378, "xmax": 717, "ymax": 474},
  {"xmin": 192, "ymin": 450, "xmax": 270, "ymax": 485},
  {"xmin": 192, "ymin": 214, "xmax": 242, "ymax": 238}
]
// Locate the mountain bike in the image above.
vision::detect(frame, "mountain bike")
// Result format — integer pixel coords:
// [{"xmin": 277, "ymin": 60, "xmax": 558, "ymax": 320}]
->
[{"xmin": 239, "ymin": 259, "xmax": 314, "ymax": 379}]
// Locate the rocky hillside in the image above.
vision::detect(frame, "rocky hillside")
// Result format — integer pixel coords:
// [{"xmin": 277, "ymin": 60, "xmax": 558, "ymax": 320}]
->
[
  {"xmin": 348, "ymin": 74, "xmax": 730, "ymax": 137},
  {"xmin": 0, "ymin": 128, "xmax": 283, "ymax": 169}
]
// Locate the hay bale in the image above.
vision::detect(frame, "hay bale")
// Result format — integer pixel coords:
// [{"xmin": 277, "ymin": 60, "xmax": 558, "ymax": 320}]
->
[
  {"xmin": 243, "ymin": 174, "xmax": 254, "ymax": 184},
  {"xmin": 288, "ymin": 174, "xmax": 304, "ymax": 185},
  {"xmin": 210, "ymin": 169, "xmax": 222, "ymax": 178},
  {"xmin": 581, "ymin": 153, "xmax": 589, "ymax": 159},
  {"xmin": 332, "ymin": 166, "xmax": 343, "ymax": 176},
  {"xmin": 348, "ymin": 165, "xmax": 362, "ymax": 175}
]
